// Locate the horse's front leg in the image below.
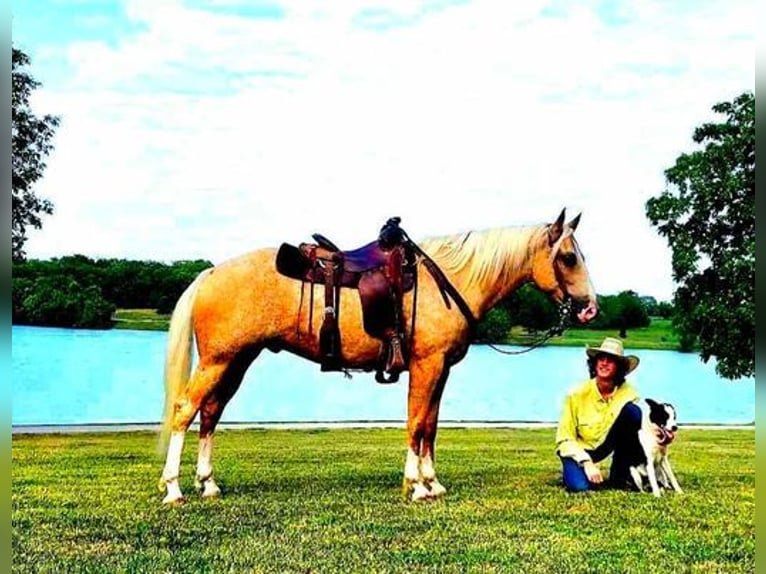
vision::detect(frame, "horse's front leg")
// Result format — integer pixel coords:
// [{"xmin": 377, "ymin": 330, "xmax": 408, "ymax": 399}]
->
[
  {"xmin": 403, "ymin": 356, "xmax": 450, "ymax": 502},
  {"xmin": 419, "ymin": 376, "xmax": 449, "ymax": 499},
  {"xmin": 402, "ymin": 445, "xmax": 428, "ymax": 501}
]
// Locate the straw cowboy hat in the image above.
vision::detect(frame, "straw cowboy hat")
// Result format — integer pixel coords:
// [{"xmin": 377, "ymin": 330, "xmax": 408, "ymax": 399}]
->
[{"xmin": 586, "ymin": 337, "xmax": 639, "ymax": 374}]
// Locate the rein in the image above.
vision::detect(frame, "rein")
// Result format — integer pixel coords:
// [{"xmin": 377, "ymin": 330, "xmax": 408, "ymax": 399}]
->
[{"xmin": 485, "ymin": 298, "xmax": 573, "ymax": 356}]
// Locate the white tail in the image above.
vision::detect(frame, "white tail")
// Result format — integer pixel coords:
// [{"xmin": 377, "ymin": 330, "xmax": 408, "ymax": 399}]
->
[{"xmin": 158, "ymin": 269, "xmax": 212, "ymax": 452}]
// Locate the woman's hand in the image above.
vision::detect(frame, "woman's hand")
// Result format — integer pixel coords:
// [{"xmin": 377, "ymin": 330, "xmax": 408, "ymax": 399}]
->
[{"xmin": 583, "ymin": 461, "xmax": 603, "ymax": 484}]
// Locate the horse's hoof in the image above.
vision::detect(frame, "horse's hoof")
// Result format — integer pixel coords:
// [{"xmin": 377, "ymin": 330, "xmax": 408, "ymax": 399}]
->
[
  {"xmin": 162, "ymin": 494, "xmax": 185, "ymax": 505},
  {"xmin": 427, "ymin": 480, "xmax": 447, "ymax": 498},
  {"xmin": 411, "ymin": 482, "xmax": 432, "ymax": 502},
  {"xmin": 201, "ymin": 481, "xmax": 222, "ymax": 498}
]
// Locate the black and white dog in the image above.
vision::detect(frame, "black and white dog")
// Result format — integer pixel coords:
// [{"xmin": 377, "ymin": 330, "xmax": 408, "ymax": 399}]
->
[{"xmin": 628, "ymin": 398, "xmax": 683, "ymax": 497}]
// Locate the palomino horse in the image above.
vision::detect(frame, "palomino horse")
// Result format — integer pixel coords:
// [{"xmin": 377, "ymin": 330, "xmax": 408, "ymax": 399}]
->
[{"xmin": 158, "ymin": 209, "xmax": 598, "ymax": 503}]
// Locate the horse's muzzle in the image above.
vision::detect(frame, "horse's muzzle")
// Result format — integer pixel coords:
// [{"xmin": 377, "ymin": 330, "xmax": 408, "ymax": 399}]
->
[{"xmin": 575, "ymin": 300, "xmax": 598, "ymax": 323}]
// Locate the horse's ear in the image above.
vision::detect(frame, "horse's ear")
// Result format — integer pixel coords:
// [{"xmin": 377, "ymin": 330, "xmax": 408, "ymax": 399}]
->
[
  {"xmin": 548, "ymin": 209, "xmax": 566, "ymax": 245},
  {"xmin": 567, "ymin": 212, "xmax": 582, "ymax": 232}
]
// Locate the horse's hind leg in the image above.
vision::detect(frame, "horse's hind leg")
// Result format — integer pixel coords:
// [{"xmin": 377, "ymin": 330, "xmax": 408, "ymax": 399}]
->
[
  {"xmin": 160, "ymin": 361, "xmax": 228, "ymax": 504},
  {"xmin": 195, "ymin": 356, "xmax": 253, "ymax": 498},
  {"xmin": 194, "ymin": 393, "xmax": 229, "ymax": 499}
]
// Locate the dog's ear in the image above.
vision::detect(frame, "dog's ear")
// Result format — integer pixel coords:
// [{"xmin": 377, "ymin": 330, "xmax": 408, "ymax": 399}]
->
[{"xmin": 645, "ymin": 398, "xmax": 660, "ymax": 409}]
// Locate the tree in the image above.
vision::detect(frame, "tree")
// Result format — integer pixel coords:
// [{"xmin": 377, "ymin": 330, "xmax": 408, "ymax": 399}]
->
[
  {"xmin": 616, "ymin": 290, "xmax": 650, "ymax": 331},
  {"xmin": 475, "ymin": 307, "xmax": 513, "ymax": 342},
  {"xmin": 16, "ymin": 276, "xmax": 114, "ymax": 329},
  {"xmin": 12, "ymin": 46, "xmax": 60, "ymax": 262},
  {"xmin": 654, "ymin": 301, "xmax": 674, "ymax": 319},
  {"xmin": 12, "ymin": 256, "xmax": 213, "ymax": 328},
  {"xmin": 506, "ymin": 284, "xmax": 558, "ymax": 332},
  {"xmin": 646, "ymin": 92, "xmax": 754, "ymax": 379}
]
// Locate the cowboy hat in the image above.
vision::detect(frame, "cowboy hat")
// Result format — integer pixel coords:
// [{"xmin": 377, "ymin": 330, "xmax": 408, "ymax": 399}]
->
[{"xmin": 586, "ymin": 337, "xmax": 639, "ymax": 374}]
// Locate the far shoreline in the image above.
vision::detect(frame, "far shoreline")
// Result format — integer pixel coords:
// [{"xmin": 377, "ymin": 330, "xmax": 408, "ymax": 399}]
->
[{"xmin": 11, "ymin": 420, "xmax": 754, "ymax": 435}]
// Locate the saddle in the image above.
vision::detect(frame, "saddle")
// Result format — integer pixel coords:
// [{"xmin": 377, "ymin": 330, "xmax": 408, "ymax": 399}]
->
[{"xmin": 276, "ymin": 217, "xmax": 417, "ymax": 383}]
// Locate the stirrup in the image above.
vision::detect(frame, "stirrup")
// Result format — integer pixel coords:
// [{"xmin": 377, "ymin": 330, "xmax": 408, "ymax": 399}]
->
[
  {"xmin": 375, "ymin": 369, "xmax": 400, "ymax": 384},
  {"xmin": 385, "ymin": 336, "xmax": 406, "ymax": 373},
  {"xmin": 375, "ymin": 337, "xmax": 405, "ymax": 384}
]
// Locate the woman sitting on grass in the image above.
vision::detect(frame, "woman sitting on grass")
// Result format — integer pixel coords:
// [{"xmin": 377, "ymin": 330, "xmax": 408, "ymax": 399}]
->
[{"xmin": 555, "ymin": 337, "xmax": 642, "ymax": 492}]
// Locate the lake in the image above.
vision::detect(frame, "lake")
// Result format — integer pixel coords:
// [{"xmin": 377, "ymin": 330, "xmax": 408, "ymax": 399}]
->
[{"xmin": 11, "ymin": 325, "xmax": 754, "ymax": 427}]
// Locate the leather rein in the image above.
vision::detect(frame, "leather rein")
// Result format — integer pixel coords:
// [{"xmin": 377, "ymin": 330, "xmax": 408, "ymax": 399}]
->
[{"xmin": 485, "ymin": 298, "xmax": 573, "ymax": 356}]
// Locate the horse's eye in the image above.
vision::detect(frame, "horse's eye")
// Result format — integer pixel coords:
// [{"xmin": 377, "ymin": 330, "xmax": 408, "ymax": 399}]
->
[{"xmin": 559, "ymin": 252, "xmax": 577, "ymax": 268}]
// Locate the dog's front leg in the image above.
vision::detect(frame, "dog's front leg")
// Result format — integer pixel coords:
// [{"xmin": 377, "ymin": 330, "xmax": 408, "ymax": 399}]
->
[
  {"xmin": 660, "ymin": 458, "xmax": 683, "ymax": 493},
  {"xmin": 646, "ymin": 461, "xmax": 662, "ymax": 497},
  {"xmin": 628, "ymin": 466, "xmax": 644, "ymax": 492},
  {"xmin": 656, "ymin": 463, "xmax": 670, "ymax": 489}
]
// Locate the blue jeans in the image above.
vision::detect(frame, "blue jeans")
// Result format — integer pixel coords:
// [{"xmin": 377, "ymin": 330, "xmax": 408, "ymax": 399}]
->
[{"xmin": 560, "ymin": 402, "xmax": 643, "ymax": 492}]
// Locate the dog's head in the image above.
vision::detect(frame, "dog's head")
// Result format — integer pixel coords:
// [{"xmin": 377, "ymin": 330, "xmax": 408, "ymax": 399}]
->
[{"xmin": 645, "ymin": 398, "xmax": 678, "ymax": 445}]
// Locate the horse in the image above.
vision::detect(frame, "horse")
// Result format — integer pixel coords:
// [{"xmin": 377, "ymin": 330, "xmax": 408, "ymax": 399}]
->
[{"xmin": 158, "ymin": 209, "xmax": 598, "ymax": 504}]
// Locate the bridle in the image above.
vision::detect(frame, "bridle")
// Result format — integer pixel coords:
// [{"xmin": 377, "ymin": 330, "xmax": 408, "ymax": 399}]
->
[
  {"xmin": 486, "ymin": 232, "xmax": 587, "ymax": 356},
  {"xmin": 485, "ymin": 297, "xmax": 573, "ymax": 356}
]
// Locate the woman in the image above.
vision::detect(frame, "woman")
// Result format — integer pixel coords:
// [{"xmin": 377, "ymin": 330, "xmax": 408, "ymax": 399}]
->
[{"xmin": 555, "ymin": 337, "xmax": 642, "ymax": 492}]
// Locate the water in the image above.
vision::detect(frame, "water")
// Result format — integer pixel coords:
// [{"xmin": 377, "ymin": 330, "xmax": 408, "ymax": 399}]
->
[{"xmin": 11, "ymin": 326, "xmax": 754, "ymax": 426}]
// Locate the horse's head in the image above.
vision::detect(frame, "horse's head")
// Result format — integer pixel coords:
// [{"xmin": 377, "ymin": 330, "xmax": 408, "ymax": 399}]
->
[{"xmin": 530, "ymin": 209, "xmax": 598, "ymax": 323}]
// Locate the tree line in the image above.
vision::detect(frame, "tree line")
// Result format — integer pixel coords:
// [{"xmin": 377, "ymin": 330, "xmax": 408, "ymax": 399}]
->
[{"xmin": 12, "ymin": 256, "xmax": 212, "ymax": 328}]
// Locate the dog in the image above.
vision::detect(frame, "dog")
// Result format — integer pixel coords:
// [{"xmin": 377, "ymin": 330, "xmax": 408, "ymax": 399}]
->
[{"xmin": 628, "ymin": 398, "xmax": 683, "ymax": 497}]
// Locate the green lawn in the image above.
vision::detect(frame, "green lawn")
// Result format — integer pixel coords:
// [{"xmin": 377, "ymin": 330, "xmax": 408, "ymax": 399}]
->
[
  {"xmin": 12, "ymin": 427, "xmax": 753, "ymax": 573},
  {"xmin": 506, "ymin": 318, "xmax": 682, "ymax": 351},
  {"xmin": 112, "ymin": 308, "xmax": 170, "ymax": 331}
]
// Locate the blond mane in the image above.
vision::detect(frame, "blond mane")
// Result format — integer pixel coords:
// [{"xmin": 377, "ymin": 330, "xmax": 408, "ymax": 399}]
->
[{"xmin": 419, "ymin": 225, "xmax": 549, "ymax": 288}]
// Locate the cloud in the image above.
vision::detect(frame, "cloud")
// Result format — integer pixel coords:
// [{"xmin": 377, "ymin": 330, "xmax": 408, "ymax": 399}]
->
[{"xmin": 19, "ymin": 0, "xmax": 754, "ymax": 300}]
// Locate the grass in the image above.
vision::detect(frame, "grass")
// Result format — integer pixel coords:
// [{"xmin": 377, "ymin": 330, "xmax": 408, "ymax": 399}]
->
[
  {"xmin": 505, "ymin": 318, "xmax": 683, "ymax": 351},
  {"xmin": 12, "ymin": 427, "xmax": 753, "ymax": 573},
  {"xmin": 112, "ymin": 308, "xmax": 170, "ymax": 331}
]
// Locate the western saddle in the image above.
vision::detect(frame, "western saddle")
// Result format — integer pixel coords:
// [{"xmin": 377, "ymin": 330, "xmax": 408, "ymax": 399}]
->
[{"xmin": 275, "ymin": 217, "xmax": 476, "ymax": 384}]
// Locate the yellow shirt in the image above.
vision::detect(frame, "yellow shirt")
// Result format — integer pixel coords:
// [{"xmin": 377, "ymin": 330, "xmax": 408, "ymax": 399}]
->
[{"xmin": 555, "ymin": 378, "xmax": 639, "ymax": 464}]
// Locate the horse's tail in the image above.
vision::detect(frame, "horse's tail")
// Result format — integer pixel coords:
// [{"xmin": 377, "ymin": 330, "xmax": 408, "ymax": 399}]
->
[{"xmin": 158, "ymin": 268, "xmax": 213, "ymax": 453}]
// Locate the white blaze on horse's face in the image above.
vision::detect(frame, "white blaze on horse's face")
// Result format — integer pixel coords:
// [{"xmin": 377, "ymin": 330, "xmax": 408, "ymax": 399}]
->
[{"xmin": 533, "ymin": 210, "xmax": 598, "ymax": 323}]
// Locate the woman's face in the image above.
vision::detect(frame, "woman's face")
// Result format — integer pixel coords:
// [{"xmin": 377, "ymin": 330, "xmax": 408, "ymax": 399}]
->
[{"xmin": 595, "ymin": 354, "xmax": 619, "ymax": 380}]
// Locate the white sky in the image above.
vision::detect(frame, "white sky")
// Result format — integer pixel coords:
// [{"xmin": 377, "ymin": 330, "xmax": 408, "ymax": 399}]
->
[{"xmin": 16, "ymin": 0, "xmax": 755, "ymax": 301}]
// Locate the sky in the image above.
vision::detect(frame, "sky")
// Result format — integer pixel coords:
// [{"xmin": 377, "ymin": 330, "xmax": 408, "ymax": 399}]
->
[{"xmin": 13, "ymin": 0, "xmax": 754, "ymax": 302}]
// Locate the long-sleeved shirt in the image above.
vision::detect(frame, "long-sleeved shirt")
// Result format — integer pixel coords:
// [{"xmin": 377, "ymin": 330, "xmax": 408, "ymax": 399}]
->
[{"xmin": 555, "ymin": 378, "xmax": 639, "ymax": 464}]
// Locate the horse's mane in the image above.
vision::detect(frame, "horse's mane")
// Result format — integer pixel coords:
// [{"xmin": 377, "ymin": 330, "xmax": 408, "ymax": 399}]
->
[{"xmin": 419, "ymin": 224, "xmax": 549, "ymax": 288}]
